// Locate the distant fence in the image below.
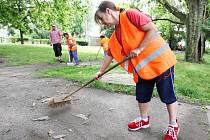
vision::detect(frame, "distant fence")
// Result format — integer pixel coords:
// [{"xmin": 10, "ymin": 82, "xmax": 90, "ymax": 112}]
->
[{"xmin": 0, "ymin": 37, "xmax": 50, "ymax": 44}]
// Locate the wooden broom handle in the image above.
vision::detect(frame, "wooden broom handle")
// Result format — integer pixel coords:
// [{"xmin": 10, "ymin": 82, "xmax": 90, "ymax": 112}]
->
[{"xmin": 63, "ymin": 56, "xmax": 132, "ymax": 99}]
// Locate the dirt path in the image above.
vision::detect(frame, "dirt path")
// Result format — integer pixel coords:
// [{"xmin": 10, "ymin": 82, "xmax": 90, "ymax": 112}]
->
[{"xmin": 0, "ymin": 63, "xmax": 209, "ymax": 140}]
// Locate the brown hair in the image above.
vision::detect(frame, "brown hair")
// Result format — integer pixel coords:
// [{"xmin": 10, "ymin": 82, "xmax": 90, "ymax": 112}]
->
[
  {"xmin": 63, "ymin": 32, "xmax": 69, "ymax": 37},
  {"xmin": 94, "ymin": 1, "xmax": 124, "ymax": 25}
]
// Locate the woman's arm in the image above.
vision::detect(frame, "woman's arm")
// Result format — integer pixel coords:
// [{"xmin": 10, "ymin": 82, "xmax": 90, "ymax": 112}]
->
[{"xmin": 95, "ymin": 55, "xmax": 113, "ymax": 79}]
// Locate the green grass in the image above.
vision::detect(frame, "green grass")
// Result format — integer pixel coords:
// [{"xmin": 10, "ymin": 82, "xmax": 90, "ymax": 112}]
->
[
  {"xmin": 0, "ymin": 44, "xmax": 104, "ymax": 66},
  {"xmin": 1, "ymin": 44, "xmax": 210, "ymax": 104},
  {"xmin": 171, "ymin": 50, "xmax": 210, "ymax": 104},
  {"xmin": 0, "ymin": 44, "xmax": 55, "ymax": 66},
  {"xmin": 37, "ymin": 65, "xmax": 135, "ymax": 95},
  {"xmin": 175, "ymin": 61, "xmax": 210, "ymax": 104}
]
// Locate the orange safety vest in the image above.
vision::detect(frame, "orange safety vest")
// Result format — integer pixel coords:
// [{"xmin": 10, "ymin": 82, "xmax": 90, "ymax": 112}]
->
[
  {"xmin": 109, "ymin": 11, "xmax": 177, "ymax": 83},
  {"xmin": 100, "ymin": 37, "xmax": 109, "ymax": 51},
  {"xmin": 66, "ymin": 36, "xmax": 77, "ymax": 51}
]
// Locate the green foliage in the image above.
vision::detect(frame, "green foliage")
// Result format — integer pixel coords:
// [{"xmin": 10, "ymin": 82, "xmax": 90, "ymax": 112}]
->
[
  {"xmin": 202, "ymin": 18, "xmax": 210, "ymax": 40},
  {"xmin": 31, "ymin": 30, "xmax": 49, "ymax": 39},
  {"xmin": 118, "ymin": 0, "xmax": 187, "ymax": 50},
  {"xmin": 75, "ymin": 37, "xmax": 89, "ymax": 46},
  {"xmin": 10, "ymin": 37, "xmax": 29, "ymax": 43},
  {"xmin": 0, "ymin": 0, "xmax": 91, "ymax": 42},
  {"xmin": 76, "ymin": 41, "xmax": 89, "ymax": 46},
  {"xmin": 32, "ymin": 39, "xmax": 50, "ymax": 44},
  {"xmin": 31, "ymin": 0, "xmax": 90, "ymax": 36},
  {"xmin": 0, "ymin": 0, "xmax": 33, "ymax": 37},
  {"xmin": 150, "ymin": 3, "xmax": 186, "ymax": 50},
  {"xmin": 100, "ymin": 26, "xmax": 115, "ymax": 38}
]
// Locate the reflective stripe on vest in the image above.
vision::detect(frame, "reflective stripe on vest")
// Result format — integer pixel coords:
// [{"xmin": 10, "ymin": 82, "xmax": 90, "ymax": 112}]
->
[
  {"xmin": 124, "ymin": 60, "xmax": 129, "ymax": 71},
  {"xmin": 133, "ymin": 43, "xmax": 169, "ymax": 74}
]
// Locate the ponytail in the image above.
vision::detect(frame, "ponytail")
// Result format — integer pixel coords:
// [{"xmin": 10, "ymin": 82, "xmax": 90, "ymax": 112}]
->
[
  {"xmin": 95, "ymin": 1, "xmax": 125, "ymax": 25},
  {"xmin": 116, "ymin": 6, "xmax": 125, "ymax": 12}
]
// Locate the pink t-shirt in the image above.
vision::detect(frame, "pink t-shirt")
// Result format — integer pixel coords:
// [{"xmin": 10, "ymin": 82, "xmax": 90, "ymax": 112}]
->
[
  {"xmin": 50, "ymin": 29, "xmax": 62, "ymax": 44},
  {"xmin": 107, "ymin": 9, "xmax": 152, "ymax": 57}
]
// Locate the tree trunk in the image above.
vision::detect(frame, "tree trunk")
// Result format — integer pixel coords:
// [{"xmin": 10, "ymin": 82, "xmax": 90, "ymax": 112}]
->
[
  {"xmin": 185, "ymin": 0, "xmax": 207, "ymax": 62},
  {"xmin": 19, "ymin": 29, "xmax": 24, "ymax": 44}
]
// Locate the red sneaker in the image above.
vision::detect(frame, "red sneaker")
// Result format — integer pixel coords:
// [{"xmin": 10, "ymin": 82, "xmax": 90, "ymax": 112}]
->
[
  {"xmin": 164, "ymin": 125, "xmax": 180, "ymax": 140},
  {"xmin": 128, "ymin": 116, "xmax": 150, "ymax": 131}
]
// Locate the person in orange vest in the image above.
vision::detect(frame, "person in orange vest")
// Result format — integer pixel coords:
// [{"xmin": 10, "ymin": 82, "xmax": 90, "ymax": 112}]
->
[
  {"xmin": 94, "ymin": 1, "xmax": 179, "ymax": 140},
  {"xmin": 100, "ymin": 34, "xmax": 110, "ymax": 57},
  {"xmin": 63, "ymin": 33, "xmax": 79, "ymax": 65}
]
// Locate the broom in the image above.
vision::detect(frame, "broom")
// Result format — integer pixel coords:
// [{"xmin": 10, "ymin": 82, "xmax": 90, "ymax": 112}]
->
[
  {"xmin": 48, "ymin": 56, "xmax": 132, "ymax": 108},
  {"xmin": 95, "ymin": 46, "xmax": 102, "ymax": 60}
]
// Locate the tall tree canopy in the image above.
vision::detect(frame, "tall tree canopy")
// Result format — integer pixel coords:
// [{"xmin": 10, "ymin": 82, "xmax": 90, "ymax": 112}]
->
[
  {"xmin": 0, "ymin": 0, "xmax": 90, "ymax": 44},
  {"xmin": 128, "ymin": 0, "xmax": 209, "ymax": 62},
  {"xmin": 157, "ymin": 0, "xmax": 209, "ymax": 62}
]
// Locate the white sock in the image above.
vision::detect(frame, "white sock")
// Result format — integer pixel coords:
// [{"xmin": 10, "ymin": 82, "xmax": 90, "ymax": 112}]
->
[
  {"xmin": 141, "ymin": 115, "xmax": 148, "ymax": 121},
  {"xmin": 169, "ymin": 120, "xmax": 178, "ymax": 126}
]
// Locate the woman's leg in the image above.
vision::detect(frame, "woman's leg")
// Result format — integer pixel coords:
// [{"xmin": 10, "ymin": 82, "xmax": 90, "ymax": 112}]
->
[{"xmin": 156, "ymin": 66, "xmax": 177, "ymax": 125}]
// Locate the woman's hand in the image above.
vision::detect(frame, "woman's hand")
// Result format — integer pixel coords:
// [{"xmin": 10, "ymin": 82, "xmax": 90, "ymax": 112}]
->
[
  {"xmin": 129, "ymin": 47, "xmax": 143, "ymax": 58},
  {"xmin": 95, "ymin": 71, "xmax": 104, "ymax": 80}
]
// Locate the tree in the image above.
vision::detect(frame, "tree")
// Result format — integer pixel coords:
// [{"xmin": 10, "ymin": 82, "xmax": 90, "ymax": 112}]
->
[
  {"xmin": 128, "ymin": 0, "xmax": 209, "ymax": 62},
  {"xmin": 0, "ymin": 0, "xmax": 90, "ymax": 44},
  {"xmin": 157, "ymin": 0, "xmax": 209, "ymax": 62},
  {"xmin": 149, "ymin": 2, "xmax": 186, "ymax": 50},
  {"xmin": 0, "ymin": 0, "xmax": 34, "ymax": 44},
  {"xmin": 128, "ymin": 0, "xmax": 185, "ymax": 50},
  {"xmin": 31, "ymin": 0, "xmax": 90, "ymax": 37}
]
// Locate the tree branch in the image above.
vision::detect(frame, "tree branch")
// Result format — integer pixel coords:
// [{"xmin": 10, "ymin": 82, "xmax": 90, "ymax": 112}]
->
[
  {"xmin": 152, "ymin": 18, "xmax": 184, "ymax": 25},
  {"xmin": 157, "ymin": 0, "xmax": 187, "ymax": 22}
]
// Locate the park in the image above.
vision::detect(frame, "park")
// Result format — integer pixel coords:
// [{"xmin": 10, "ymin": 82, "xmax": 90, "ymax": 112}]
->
[{"xmin": 0, "ymin": 0, "xmax": 209, "ymax": 140}]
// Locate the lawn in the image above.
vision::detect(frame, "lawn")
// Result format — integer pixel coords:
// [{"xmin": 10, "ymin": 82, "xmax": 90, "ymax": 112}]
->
[
  {"xmin": 0, "ymin": 44, "xmax": 210, "ymax": 105},
  {"xmin": 0, "ymin": 44, "xmax": 104, "ymax": 66}
]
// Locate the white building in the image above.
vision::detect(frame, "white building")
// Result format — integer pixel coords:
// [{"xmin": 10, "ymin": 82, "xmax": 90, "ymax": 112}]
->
[{"xmin": 0, "ymin": 26, "xmax": 9, "ymax": 43}]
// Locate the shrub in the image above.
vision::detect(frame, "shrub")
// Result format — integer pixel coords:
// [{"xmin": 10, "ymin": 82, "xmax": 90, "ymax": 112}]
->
[
  {"xmin": 32, "ymin": 39, "xmax": 50, "ymax": 44},
  {"xmin": 10, "ymin": 37, "xmax": 29, "ymax": 43},
  {"xmin": 76, "ymin": 40, "xmax": 88, "ymax": 46}
]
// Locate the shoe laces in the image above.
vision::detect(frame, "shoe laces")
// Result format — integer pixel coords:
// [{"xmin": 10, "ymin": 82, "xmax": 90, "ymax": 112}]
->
[
  {"xmin": 165, "ymin": 126, "xmax": 177, "ymax": 140},
  {"xmin": 133, "ymin": 117, "xmax": 142, "ymax": 127}
]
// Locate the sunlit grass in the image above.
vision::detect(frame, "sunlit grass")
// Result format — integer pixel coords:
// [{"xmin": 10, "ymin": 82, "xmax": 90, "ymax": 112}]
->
[{"xmin": 0, "ymin": 44, "xmax": 104, "ymax": 66}]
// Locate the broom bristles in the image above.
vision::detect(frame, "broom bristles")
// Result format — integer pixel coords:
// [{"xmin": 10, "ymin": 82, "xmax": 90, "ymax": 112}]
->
[{"xmin": 48, "ymin": 95, "xmax": 71, "ymax": 108}]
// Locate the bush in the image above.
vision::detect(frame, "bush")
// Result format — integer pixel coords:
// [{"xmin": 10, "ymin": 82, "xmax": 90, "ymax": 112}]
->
[
  {"xmin": 10, "ymin": 37, "xmax": 29, "ymax": 43},
  {"xmin": 17, "ymin": 38, "xmax": 29, "ymax": 42},
  {"xmin": 31, "ymin": 30, "xmax": 49, "ymax": 39},
  {"xmin": 32, "ymin": 39, "xmax": 50, "ymax": 44},
  {"xmin": 10, "ymin": 37, "xmax": 18, "ymax": 43},
  {"xmin": 76, "ymin": 40, "xmax": 88, "ymax": 46}
]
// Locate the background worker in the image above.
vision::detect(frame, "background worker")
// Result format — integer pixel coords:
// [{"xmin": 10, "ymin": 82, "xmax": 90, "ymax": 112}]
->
[
  {"xmin": 100, "ymin": 34, "xmax": 110, "ymax": 57},
  {"xmin": 49, "ymin": 25, "xmax": 62, "ymax": 61},
  {"xmin": 63, "ymin": 33, "xmax": 79, "ymax": 65}
]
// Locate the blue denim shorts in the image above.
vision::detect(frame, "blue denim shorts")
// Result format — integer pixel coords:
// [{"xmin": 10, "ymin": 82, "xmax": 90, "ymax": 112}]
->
[{"xmin": 136, "ymin": 66, "xmax": 177, "ymax": 104}]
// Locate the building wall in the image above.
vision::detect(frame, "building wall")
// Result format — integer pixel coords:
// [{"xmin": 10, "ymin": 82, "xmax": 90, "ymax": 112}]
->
[{"xmin": 88, "ymin": 36, "xmax": 100, "ymax": 46}]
